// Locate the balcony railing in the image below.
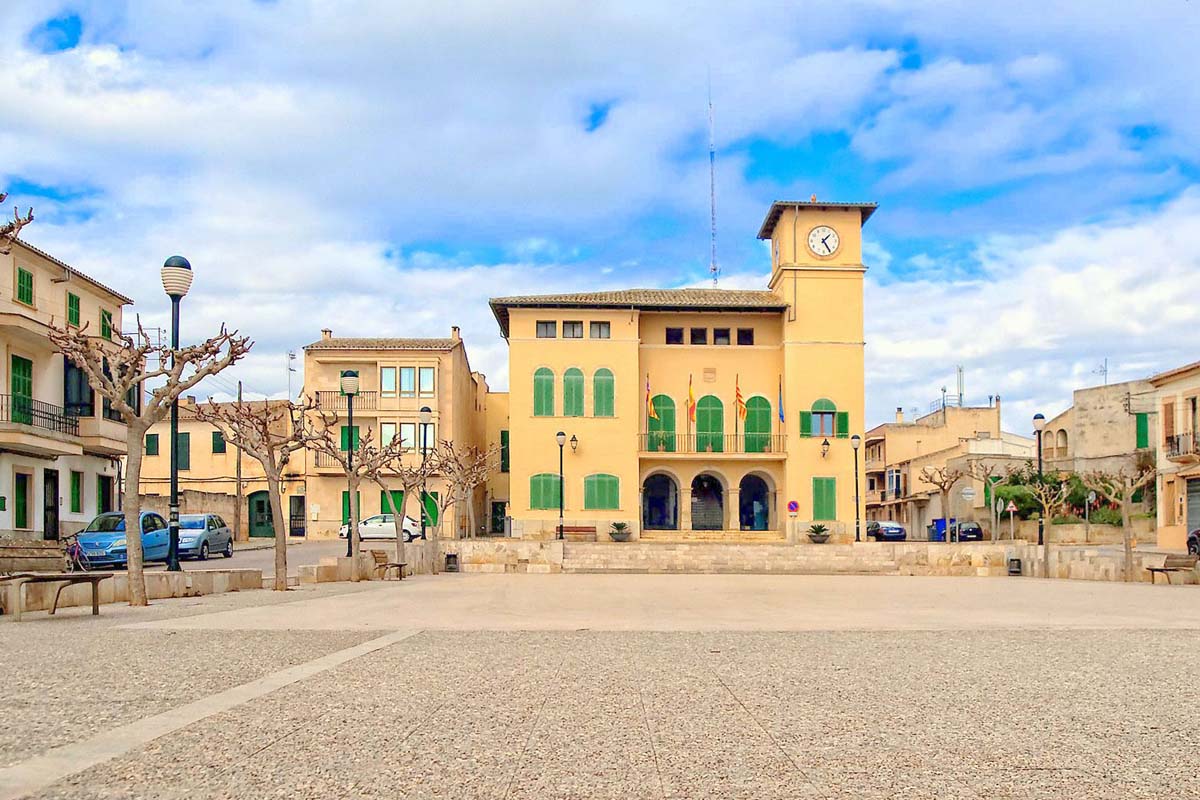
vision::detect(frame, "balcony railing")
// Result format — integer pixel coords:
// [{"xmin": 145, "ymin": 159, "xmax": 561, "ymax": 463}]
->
[
  {"xmin": 0, "ymin": 394, "xmax": 79, "ymax": 436},
  {"xmin": 638, "ymin": 432, "xmax": 787, "ymax": 455},
  {"xmin": 1166, "ymin": 433, "xmax": 1198, "ymax": 459},
  {"xmin": 314, "ymin": 390, "xmax": 378, "ymax": 411}
]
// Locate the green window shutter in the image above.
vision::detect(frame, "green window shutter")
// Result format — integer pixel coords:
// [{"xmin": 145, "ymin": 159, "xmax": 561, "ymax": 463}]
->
[
  {"xmin": 836, "ymin": 411, "xmax": 849, "ymax": 438},
  {"xmin": 696, "ymin": 396, "xmax": 724, "ymax": 452},
  {"xmin": 799, "ymin": 411, "xmax": 812, "ymax": 438},
  {"xmin": 100, "ymin": 310, "xmax": 112, "ymax": 340},
  {"xmin": 342, "ymin": 491, "xmax": 361, "ymax": 524},
  {"xmin": 744, "ymin": 397, "xmax": 771, "ymax": 452},
  {"xmin": 422, "ymin": 492, "xmax": 439, "ymax": 526},
  {"xmin": 16, "ymin": 268, "xmax": 33, "ymax": 305},
  {"xmin": 10, "ymin": 355, "xmax": 32, "ymax": 425},
  {"xmin": 500, "ymin": 430, "xmax": 510, "ymax": 472},
  {"xmin": 531, "ymin": 474, "xmax": 561, "ymax": 510},
  {"xmin": 70, "ymin": 471, "xmax": 83, "ymax": 514},
  {"xmin": 1135, "ymin": 413, "xmax": 1149, "ymax": 449},
  {"xmin": 647, "ymin": 395, "xmax": 676, "ymax": 452},
  {"xmin": 563, "ymin": 368, "xmax": 584, "ymax": 417},
  {"xmin": 340, "ymin": 425, "xmax": 360, "ymax": 451},
  {"xmin": 533, "ymin": 368, "xmax": 555, "ymax": 416},
  {"xmin": 584, "ymin": 474, "xmax": 619, "ymax": 510},
  {"xmin": 212, "ymin": 431, "xmax": 226, "ymax": 454},
  {"xmin": 176, "ymin": 432, "xmax": 190, "ymax": 471},
  {"xmin": 67, "ymin": 293, "xmax": 80, "ymax": 326},
  {"xmin": 593, "ymin": 369, "xmax": 614, "ymax": 417},
  {"xmin": 381, "ymin": 489, "xmax": 403, "ymax": 514},
  {"xmin": 813, "ymin": 477, "xmax": 836, "ymax": 521},
  {"xmin": 145, "ymin": 433, "xmax": 159, "ymax": 455}
]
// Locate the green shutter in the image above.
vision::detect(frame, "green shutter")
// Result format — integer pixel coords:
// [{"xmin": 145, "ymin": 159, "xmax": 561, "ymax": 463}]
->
[
  {"xmin": 422, "ymin": 492, "xmax": 439, "ymax": 525},
  {"xmin": 10, "ymin": 355, "xmax": 32, "ymax": 425},
  {"xmin": 500, "ymin": 430, "xmax": 510, "ymax": 472},
  {"xmin": 647, "ymin": 395, "xmax": 676, "ymax": 452},
  {"xmin": 799, "ymin": 411, "xmax": 812, "ymax": 438},
  {"xmin": 16, "ymin": 268, "xmax": 33, "ymax": 305},
  {"xmin": 584, "ymin": 474, "xmax": 619, "ymax": 510},
  {"xmin": 381, "ymin": 489, "xmax": 403, "ymax": 514},
  {"xmin": 593, "ymin": 369, "xmax": 614, "ymax": 417},
  {"xmin": 533, "ymin": 368, "xmax": 555, "ymax": 416},
  {"xmin": 100, "ymin": 310, "xmax": 112, "ymax": 339},
  {"xmin": 530, "ymin": 474, "xmax": 560, "ymax": 510},
  {"xmin": 176, "ymin": 432, "xmax": 190, "ymax": 471},
  {"xmin": 70, "ymin": 471, "xmax": 83, "ymax": 514},
  {"xmin": 696, "ymin": 396, "xmax": 724, "ymax": 452},
  {"xmin": 563, "ymin": 368, "xmax": 584, "ymax": 417},
  {"xmin": 342, "ymin": 491, "xmax": 361, "ymax": 524},
  {"xmin": 744, "ymin": 397, "xmax": 771, "ymax": 452},
  {"xmin": 67, "ymin": 293, "xmax": 81, "ymax": 326},
  {"xmin": 212, "ymin": 430, "xmax": 226, "ymax": 454},
  {"xmin": 836, "ymin": 411, "xmax": 849, "ymax": 438},
  {"xmin": 340, "ymin": 425, "xmax": 360, "ymax": 451},
  {"xmin": 813, "ymin": 477, "xmax": 836, "ymax": 521},
  {"xmin": 1135, "ymin": 413, "xmax": 1149, "ymax": 449},
  {"xmin": 145, "ymin": 433, "xmax": 159, "ymax": 455}
]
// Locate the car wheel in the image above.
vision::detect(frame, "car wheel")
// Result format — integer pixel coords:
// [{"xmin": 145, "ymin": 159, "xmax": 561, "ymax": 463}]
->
[
  {"xmin": 199, "ymin": 542, "xmax": 209, "ymax": 561},
  {"xmin": 224, "ymin": 538, "xmax": 234, "ymax": 558}
]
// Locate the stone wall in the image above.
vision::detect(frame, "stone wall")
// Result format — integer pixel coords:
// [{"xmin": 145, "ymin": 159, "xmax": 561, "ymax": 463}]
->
[
  {"xmin": 139, "ymin": 491, "xmax": 239, "ymax": 531},
  {"xmin": 1, "ymin": 568, "xmax": 263, "ymax": 616},
  {"xmin": 1011, "ymin": 517, "xmax": 1155, "ymax": 545},
  {"xmin": 441, "ymin": 539, "xmax": 564, "ymax": 573}
]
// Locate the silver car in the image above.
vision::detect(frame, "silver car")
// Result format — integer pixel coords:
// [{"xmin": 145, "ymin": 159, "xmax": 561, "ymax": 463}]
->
[{"xmin": 178, "ymin": 513, "xmax": 235, "ymax": 560}]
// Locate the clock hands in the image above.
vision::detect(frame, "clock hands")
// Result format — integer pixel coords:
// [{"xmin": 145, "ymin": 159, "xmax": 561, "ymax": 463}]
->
[{"xmin": 821, "ymin": 234, "xmax": 832, "ymax": 253}]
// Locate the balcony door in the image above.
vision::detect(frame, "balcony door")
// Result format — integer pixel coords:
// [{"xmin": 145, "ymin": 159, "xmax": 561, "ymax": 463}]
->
[{"xmin": 11, "ymin": 355, "xmax": 32, "ymax": 425}]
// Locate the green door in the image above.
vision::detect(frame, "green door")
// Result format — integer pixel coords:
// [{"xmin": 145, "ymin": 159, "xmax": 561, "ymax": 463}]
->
[
  {"xmin": 696, "ymin": 396, "xmax": 724, "ymax": 452},
  {"xmin": 247, "ymin": 490, "xmax": 274, "ymax": 537},
  {"xmin": 490, "ymin": 501, "xmax": 506, "ymax": 534},
  {"xmin": 744, "ymin": 396, "xmax": 771, "ymax": 453},
  {"xmin": 812, "ymin": 477, "xmax": 837, "ymax": 521},
  {"xmin": 647, "ymin": 395, "xmax": 676, "ymax": 452},
  {"xmin": 10, "ymin": 355, "xmax": 32, "ymax": 425}
]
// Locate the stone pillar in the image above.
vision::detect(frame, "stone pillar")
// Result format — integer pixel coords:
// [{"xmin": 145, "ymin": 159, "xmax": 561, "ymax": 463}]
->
[
  {"xmin": 680, "ymin": 488, "xmax": 692, "ymax": 531},
  {"xmin": 726, "ymin": 488, "xmax": 740, "ymax": 531}
]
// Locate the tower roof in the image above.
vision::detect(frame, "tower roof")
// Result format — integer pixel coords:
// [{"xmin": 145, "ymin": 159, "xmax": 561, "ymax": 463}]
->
[{"xmin": 756, "ymin": 200, "xmax": 878, "ymax": 240}]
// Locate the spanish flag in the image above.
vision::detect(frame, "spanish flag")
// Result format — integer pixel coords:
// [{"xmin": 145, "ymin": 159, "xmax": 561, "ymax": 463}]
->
[
  {"xmin": 646, "ymin": 374, "xmax": 658, "ymax": 421},
  {"xmin": 687, "ymin": 374, "xmax": 697, "ymax": 423},
  {"xmin": 735, "ymin": 374, "xmax": 747, "ymax": 421}
]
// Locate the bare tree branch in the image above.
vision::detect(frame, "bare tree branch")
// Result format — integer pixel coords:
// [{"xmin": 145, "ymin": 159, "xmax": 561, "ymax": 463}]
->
[
  {"xmin": 0, "ymin": 191, "xmax": 34, "ymax": 255},
  {"xmin": 428, "ymin": 440, "xmax": 498, "ymax": 540},
  {"xmin": 919, "ymin": 465, "xmax": 965, "ymax": 541},
  {"xmin": 1083, "ymin": 465, "xmax": 1156, "ymax": 582}
]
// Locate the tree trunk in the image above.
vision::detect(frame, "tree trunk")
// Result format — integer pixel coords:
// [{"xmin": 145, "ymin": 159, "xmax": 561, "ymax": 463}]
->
[
  {"xmin": 466, "ymin": 489, "xmax": 477, "ymax": 539},
  {"xmin": 123, "ymin": 425, "xmax": 149, "ymax": 606},
  {"xmin": 941, "ymin": 490, "xmax": 950, "ymax": 542},
  {"xmin": 265, "ymin": 469, "xmax": 289, "ymax": 592},
  {"xmin": 379, "ymin": 480, "xmax": 407, "ymax": 569},
  {"xmin": 1121, "ymin": 477, "xmax": 1133, "ymax": 583},
  {"xmin": 349, "ymin": 475, "xmax": 362, "ymax": 582}
]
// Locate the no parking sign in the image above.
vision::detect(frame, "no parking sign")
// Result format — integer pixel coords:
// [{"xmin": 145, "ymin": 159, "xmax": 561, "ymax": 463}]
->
[{"xmin": 787, "ymin": 500, "xmax": 799, "ymax": 517}]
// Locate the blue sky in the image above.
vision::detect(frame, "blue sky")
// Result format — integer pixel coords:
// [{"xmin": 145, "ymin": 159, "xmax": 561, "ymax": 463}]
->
[{"xmin": 3, "ymin": 1, "xmax": 1200, "ymax": 429}]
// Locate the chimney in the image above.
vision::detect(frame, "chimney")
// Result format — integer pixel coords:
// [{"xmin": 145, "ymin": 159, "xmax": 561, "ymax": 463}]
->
[
  {"xmin": 451, "ymin": 326, "xmax": 461, "ymax": 341},
  {"xmin": 895, "ymin": 406, "xmax": 904, "ymax": 424},
  {"xmin": 185, "ymin": 395, "xmax": 196, "ymax": 405},
  {"xmin": 320, "ymin": 328, "xmax": 332, "ymax": 340}
]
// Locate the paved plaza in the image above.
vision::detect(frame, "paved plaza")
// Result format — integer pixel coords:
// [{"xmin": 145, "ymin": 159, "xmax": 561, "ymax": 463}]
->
[{"xmin": 2, "ymin": 574, "xmax": 1199, "ymax": 799}]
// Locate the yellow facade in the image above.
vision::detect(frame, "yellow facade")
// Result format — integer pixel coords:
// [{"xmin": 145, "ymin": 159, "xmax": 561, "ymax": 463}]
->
[
  {"xmin": 489, "ymin": 200, "xmax": 873, "ymax": 541},
  {"xmin": 1150, "ymin": 360, "xmax": 1200, "ymax": 551}
]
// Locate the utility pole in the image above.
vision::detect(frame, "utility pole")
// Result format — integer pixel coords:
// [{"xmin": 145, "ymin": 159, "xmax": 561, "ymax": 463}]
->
[{"xmin": 234, "ymin": 380, "xmax": 244, "ymax": 541}]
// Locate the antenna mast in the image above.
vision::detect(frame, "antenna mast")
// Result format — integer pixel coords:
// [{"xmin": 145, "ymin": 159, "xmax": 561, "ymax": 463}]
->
[{"xmin": 708, "ymin": 72, "xmax": 718, "ymax": 288}]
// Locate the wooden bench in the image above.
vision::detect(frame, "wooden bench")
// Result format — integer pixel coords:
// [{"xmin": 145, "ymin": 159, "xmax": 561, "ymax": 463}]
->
[
  {"xmin": 1146, "ymin": 554, "xmax": 1199, "ymax": 585},
  {"xmin": 0, "ymin": 572, "xmax": 113, "ymax": 621},
  {"xmin": 559, "ymin": 525, "xmax": 597, "ymax": 542},
  {"xmin": 368, "ymin": 550, "xmax": 406, "ymax": 580}
]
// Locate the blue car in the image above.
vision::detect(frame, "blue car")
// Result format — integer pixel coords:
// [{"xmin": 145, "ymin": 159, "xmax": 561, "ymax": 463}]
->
[
  {"xmin": 866, "ymin": 520, "xmax": 907, "ymax": 541},
  {"xmin": 76, "ymin": 511, "xmax": 170, "ymax": 569}
]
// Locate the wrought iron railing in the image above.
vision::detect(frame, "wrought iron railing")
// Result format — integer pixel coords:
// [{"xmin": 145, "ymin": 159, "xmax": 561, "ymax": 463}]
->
[
  {"xmin": 0, "ymin": 394, "xmax": 80, "ymax": 435},
  {"xmin": 1166, "ymin": 432, "xmax": 1197, "ymax": 459},
  {"xmin": 638, "ymin": 432, "xmax": 787, "ymax": 454},
  {"xmin": 314, "ymin": 390, "xmax": 379, "ymax": 411}
]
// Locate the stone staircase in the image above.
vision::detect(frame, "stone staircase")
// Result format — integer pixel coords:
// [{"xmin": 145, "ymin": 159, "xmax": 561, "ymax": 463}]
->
[{"xmin": 561, "ymin": 541, "xmax": 899, "ymax": 574}]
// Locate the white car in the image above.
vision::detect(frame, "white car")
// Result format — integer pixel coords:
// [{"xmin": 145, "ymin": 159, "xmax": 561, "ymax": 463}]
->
[{"xmin": 338, "ymin": 513, "xmax": 423, "ymax": 541}]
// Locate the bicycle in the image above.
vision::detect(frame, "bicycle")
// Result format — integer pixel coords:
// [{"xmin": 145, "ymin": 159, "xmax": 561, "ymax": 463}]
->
[{"xmin": 62, "ymin": 533, "xmax": 91, "ymax": 573}]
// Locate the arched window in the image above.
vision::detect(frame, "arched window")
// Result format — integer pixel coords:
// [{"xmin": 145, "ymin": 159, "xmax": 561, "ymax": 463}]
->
[
  {"xmin": 593, "ymin": 368, "xmax": 614, "ymax": 417},
  {"xmin": 1056, "ymin": 429, "xmax": 1068, "ymax": 458},
  {"xmin": 801, "ymin": 398, "xmax": 848, "ymax": 438},
  {"xmin": 648, "ymin": 395, "xmax": 676, "ymax": 452},
  {"xmin": 584, "ymin": 474, "xmax": 619, "ymax": 510},
  {"xmin": 696, "ymin": 395, "xmax": 724, "ymax": 452},
  {"xmin": 533, "ymin": 368, "xmax": 555, "ymax": 417},
  {"xmin": 530, "ymin": 473, "xmax": 561, "ymax": 510},
  {"xmin": 743, "ymin": 396, "xmax": 772, "ymax": 452},
  {"xmin": 563, "ymin": 368, "xmax": 584, "ymax": 417}
]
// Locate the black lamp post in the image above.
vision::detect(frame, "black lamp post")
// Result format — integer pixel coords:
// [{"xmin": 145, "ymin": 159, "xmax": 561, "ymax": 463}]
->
[
  {"xmin": 1033, "ymin": 412, "xmax": 1046, "ymax": 546},
  {"xmin": 419, "ymin": 405, "xmax": 432, "ymax": 539},
  {"xmin": 341, "ymin": 370, "xmax": 359, "ymax": 558},
  {"xmin": 851, "ymin": 434, "xmax": 862, "ymax": 542},
  {"xmin": 556, "ymin": 431, "xmax": 566, "ymax": 540},
  {"xmin": 161, "ymin": 255, "xmax": 192, "ymax": 572}
]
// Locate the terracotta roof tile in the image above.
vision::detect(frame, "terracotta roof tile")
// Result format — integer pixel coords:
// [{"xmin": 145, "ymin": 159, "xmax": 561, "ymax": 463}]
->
[{"xmin": 304, "ymin": 337, "xmax": 459, "ymax": 351}]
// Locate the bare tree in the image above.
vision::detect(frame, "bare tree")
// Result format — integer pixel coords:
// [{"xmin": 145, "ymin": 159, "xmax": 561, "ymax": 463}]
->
[
  {"xmin": 0, "ymin": 191, "xmax": 34, "ymax": 255},
  {"xmin": 919, "ymin": 465, "xmax": 965, "ymax": 541},
  {"xmin": 193, "ymin": 396, "xmax": 327, "ymax": 590},
  {"xmin": 429, "ymin": 440, "xmax": 498, "ymax": 539},
  {"xmin": 966, "ymin": 460, "xmax": 1004, "ymax": 540},
  {"xmin": 1083, "ymin": 466, "xmax": 1156, "ymax": 582},
  {"xmin": 1025, "ymin": 474, "xmax": 1071, "ymax": 578},
  {"xmin": 49, "ymin": 320, "xmax": 251, "ymax": 605},
  {"xmin": 364, "ymin": 442, "xmax": 436, "ymax": 568}
]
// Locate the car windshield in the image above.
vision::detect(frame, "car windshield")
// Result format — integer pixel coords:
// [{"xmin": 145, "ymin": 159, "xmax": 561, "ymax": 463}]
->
[
  {"xmin": 85, "ymin": 515, "xmax": 125, "ymax": 533},
  {"xmin": 180, "ymin": 517, "xmax": 206, "ymax": 529}
]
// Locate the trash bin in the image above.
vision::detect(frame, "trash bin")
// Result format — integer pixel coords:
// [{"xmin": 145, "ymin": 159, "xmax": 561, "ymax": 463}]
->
[
  {"xmin": 1007, "ymin": 557, "xmax": 1022, "ymax": 576},
  {"xmin": 444, "ymin": 553, "xmax": 459, "ymax": 573}
]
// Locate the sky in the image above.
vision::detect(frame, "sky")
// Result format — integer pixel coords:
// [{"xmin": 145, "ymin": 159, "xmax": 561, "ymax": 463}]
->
[{"xmin": 3, "ymin": 1, "xmax": 1199, "ymax": 432}]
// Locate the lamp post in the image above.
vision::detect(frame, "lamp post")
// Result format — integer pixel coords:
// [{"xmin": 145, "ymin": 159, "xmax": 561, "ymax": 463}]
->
[
  {"xmin": 1033, "ymin": 412, "xmax": 1046, "ymax": 547},
  {"xmin": 419, "ymin": 406, "xmax": 432, "ymax": 540},
  {"xmin": 161, "ymin": 256, "xmax": 192, "ymax": 572},
  {"xmin": 851, "ymin": 434, "xmax": 862, "ymax": 542},
  {"xmin": 556, "ymin": 431, "xmax": 566, "ymax": 540},
  {"xmin": 341, "ymin": 370, "xmax": 359, "ymax": 558}
]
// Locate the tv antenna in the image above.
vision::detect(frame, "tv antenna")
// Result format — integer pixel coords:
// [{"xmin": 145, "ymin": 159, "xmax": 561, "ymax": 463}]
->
[{"xmin": 1093, "ymin": 357, "xmax": 1109, "ymax": 385}]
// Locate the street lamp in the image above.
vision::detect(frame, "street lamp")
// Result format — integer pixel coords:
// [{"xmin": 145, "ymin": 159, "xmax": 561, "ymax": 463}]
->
[
  {"xmin": 419, "ymin": 405, "xmax": 432, "ymax": 540},
  {"xmin": 161, "ymin": 255, "xmax": 192, "ymax": 572},
  {"xmin": 569, "ymin": 434, "xmax": 578, "ymax": 453},
  {"xmin": 851, "ymin": 434, "xmax": 862, "ymax": 542},
  {"xmin": 820, "ymin": 438, "xmax": 831, "ymax": 458},
  {"xmin": 1033, "ymin": 412, "xmax": 1046, "ymax": 547},
  {"xmin": 341, "ymin": 370, "xmax": 359, "ymax": 558},
  {"xmin": 556, "ymin": 431, "xmax": 566, "ymax": 540}
]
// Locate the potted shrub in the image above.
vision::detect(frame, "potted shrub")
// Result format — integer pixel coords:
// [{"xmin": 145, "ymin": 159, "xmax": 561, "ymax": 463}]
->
[
  {"xmin": 610, "ymin": 522, "xmax": 631, "ymax": 542},
  {"xmin": 807, "ymin": 523, "xmax": 831, "ymax": 544}
]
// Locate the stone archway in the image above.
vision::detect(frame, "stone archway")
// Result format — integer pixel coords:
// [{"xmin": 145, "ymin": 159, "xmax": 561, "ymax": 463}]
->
[
  {"xmin": 691, "ymin": 474, "xmax": 725, "ymax": 530},
  {"xmin": 642, "ymin": 473, "xmax": 679, "ymax": 530},
  {"xmin": 739, "ymin": 474, "xmax": 771, "ymax": 531}
]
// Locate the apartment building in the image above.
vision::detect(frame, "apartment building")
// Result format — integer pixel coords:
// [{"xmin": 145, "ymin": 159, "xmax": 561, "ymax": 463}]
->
[
  {"xmin": 1, "ymin": 239, "xmax": 130, "ymax": 540},
  {"xmin": 1149, "ymin": 360, "xmax": 1200, "ymax": 550},
  {"xmin": 1041, "ymin": 379, "xmax": 1156, "ymax": 474}
]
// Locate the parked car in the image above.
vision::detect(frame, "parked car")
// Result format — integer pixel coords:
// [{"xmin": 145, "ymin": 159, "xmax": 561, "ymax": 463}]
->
[
  {"xmin": 954, "ymin": 521, "xmax": 984, "ymax": 542},
  {"xmin": 76, "ymin": 511, "xmax": 170, "ymax": 569},
  {"xmin": 338, "ymin": 514, "xmax": 422, "ymax": 541},
  {"xmin": 865, "ymin": 520, "xmax": 907, "ymax": 541},
  {"xmin": 178, "ymin": 513, "xmax": 235, "ymax": 560},
  {"xmin": 1188, "ymin": 528, "xmax": 1199, "ymax": 556}
]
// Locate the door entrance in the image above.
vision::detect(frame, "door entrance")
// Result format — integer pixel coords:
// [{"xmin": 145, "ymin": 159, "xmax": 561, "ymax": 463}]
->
[
  {"xmin": 1187, "ymin": 479, "xmax": 1200, "ymax": 532},
  {"xmin": 97, "ymin": 475, "xmax": 114, "ymax": 513},
  {"xmin": 288, "ymin": 495, "xmax": 306, "ymax": 537},
  {"xmin": 10, "ymin": 355, "xmax": 32, "ymax": 425},
  {"xmin": 248, "ymin": 491, "xmax": 274, "ymax": 537},
  {"xmin": 490, "ymin": 501, "xmax": 507, "ymax": 534},
  {"xmin": 43, "ymin": 469, "xmax": 59, "ymax": 541}
]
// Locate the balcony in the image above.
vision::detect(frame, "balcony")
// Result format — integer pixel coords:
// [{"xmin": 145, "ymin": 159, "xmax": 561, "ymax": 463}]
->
[
  {"xmin": 314, "ymin": 390, "xmax": 379, "ymax": 412},
  {"xmin": 0, "ymin": 394, "xmax": 82, "ymax": 457},
  {"xmin": 1166, "ymin": 433, "xmax": 1198, "ymax": 462},
  {"xmin": 638, "ymin": 433, "xmax": 787, "ymax": 457},
  {"xmin": 75, "ymin": 415, "xmax": 128, "ymax": 456}
]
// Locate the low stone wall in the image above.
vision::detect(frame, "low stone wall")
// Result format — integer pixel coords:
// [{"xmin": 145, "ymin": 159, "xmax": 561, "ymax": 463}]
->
[
  {"xmin": 441, "ymin": 539, "xmax": 564, "ymax": 573},
  {"xmin": 0, "ymin": 539, "xmax": 64, "ymax": 572},
  {"xmin": 1011, "ymin": 517, "xmax": 1155, "ymax": 545},
  {"xmin": 1, "ymin": 568, "xmax": 263, "ymax": 615}
]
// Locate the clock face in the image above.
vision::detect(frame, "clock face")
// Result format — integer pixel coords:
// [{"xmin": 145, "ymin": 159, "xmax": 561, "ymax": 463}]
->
[{"xmin": 808, "ymin": 226, "xmax": 840, "ymax": 256}]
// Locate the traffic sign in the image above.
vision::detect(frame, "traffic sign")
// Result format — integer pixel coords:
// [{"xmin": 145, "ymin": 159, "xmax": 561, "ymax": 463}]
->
[
  {"xmin": 961, "ymin": 487, "xmax": 976, "ymax": 500},
  {"xmin": 1087, "ymin": 490, "xmax": 1097, "ymax": 505},
  {"xmin": 787, "ymin": 500, "xmax": 799, "ymax": 516},
  {"xmin": 994, "ymin": 498, "xmax": 1004, "ymax": 513},
  {"xmin": 1005, "ymin": 500, "xmax": 1018, "ymax": 513}
]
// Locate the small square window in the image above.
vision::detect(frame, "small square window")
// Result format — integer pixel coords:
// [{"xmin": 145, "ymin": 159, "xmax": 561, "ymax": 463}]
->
[
  {"xmin": 380, "ymin": 422, "xmax": 397, "ymax": 444},
  {"xmin": 211, "ymin": 431, "xmax": 226, "ymax": 454},
  {"xmin": 536, "ymin": 321, "xmax": 556, "ymax": 338},
  {"xmin": 713, "ymin": 328, "xmax": 730, "ymax": 346},
  {"xmin": 665, "ymin": 327, "xmax": 684, "ymax": 345},
  {"xmin": 589, "ymin": 321, "xmax": 610, "ymax": 339},
  {"xmin": 690, "ymin": 328, "xmax": 707, "ymax": 345},
  {"xmin": 737, "ymin": 328, "xmax": 755, "ymax": 346},
  {"xmin": 563, "ymin": 321, "xmax": 583, "ymax": 339},
  {"xmin": 16, "ymin": 268, "xmax": 33, "ymax": 306},
  {"xmin": 100, "ymin": 310, "xmax": 113, "ymax": 340},
  {"xmin": 145, "ymin": 433, "xmax": 159, "ymax": 456}
]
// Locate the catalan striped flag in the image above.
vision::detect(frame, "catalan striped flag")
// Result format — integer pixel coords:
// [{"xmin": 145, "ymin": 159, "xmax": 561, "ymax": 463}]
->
[
  {"xmin": 735, "ymin": 374, "xmax": 747, "ymax": 421},
  {"xmin": 646, "ymin": 374, "xmax": 658, "ymax": 420},
  {"xmin": 687, "ymin": 374, "xmax": 697, "ymax": 423},
  {"xmin": 778, "ymin": 375, "xmax": 785, "ymax": 423}
]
